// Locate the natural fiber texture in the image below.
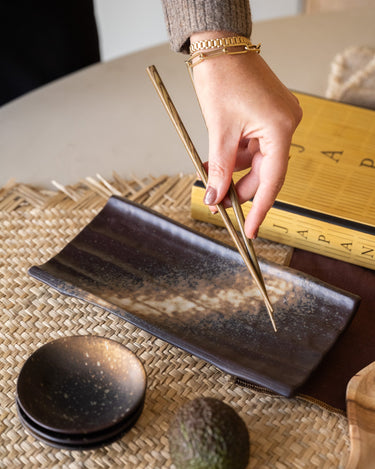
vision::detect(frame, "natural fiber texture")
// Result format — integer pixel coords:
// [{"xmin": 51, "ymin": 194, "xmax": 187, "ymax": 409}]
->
[
  {"xmin": 0, "ymin": 173, "xmax": 349, "ymax": 468},
  {"xmin": 326, "ymin": 45, "xmax": 375, "ymax": 109}
]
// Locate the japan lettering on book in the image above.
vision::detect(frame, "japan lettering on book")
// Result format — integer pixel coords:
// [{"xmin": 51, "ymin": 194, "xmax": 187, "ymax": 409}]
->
[
  {"xmin": 291, "ymin": 143, "xmax": 375, "ymax": 170},
  {"xmin": 291, "ymin": 144, "xmax": 343, "ymax": 162},
  {"xmin": 272, "ymin": 216, "xmax": 374, "ymax": 257}
]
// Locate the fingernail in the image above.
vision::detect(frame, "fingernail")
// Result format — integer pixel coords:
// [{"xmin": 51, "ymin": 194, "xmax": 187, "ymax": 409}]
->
[{"xmin": 204, "ymin": 186, "xmax": 217, "ymax": 205}]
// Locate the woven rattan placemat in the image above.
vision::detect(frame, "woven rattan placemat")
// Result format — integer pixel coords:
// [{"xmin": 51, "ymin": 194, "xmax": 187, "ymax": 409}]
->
[{"xmin": 0, "ymin": 173, "xmax": 349, "ymax": 468}]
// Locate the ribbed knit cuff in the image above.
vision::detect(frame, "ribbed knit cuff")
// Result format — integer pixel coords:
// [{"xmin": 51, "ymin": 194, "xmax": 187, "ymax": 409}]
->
[{"xmin": 161, "ymin": 0, "xmax": 252, "ymax": 53}]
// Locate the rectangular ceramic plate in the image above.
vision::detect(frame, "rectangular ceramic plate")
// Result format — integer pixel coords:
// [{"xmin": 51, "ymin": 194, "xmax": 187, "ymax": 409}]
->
[{"xmin": 29, "ymin": 196, "xmax": 360, "ymax": 397}]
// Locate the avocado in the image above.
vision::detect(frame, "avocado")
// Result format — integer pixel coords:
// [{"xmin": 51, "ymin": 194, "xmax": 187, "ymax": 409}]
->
[{"xmin": 168, "ymin": 397, "xmax": 250, "ymax": 469}]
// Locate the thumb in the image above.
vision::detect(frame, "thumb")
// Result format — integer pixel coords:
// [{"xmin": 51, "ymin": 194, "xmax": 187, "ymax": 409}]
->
[{"xmin": 203, "ymin": 130, "xmax": 238, "ymax": 206}]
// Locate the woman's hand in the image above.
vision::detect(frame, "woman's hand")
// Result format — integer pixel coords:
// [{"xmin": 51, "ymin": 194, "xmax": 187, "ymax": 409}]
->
[{"xmin": 191, "ymin": 31, "xmax": 302, "ymax": 239}]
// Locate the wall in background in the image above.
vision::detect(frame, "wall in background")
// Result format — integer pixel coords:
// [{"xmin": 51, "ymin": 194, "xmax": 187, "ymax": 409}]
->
[{"xmin": 93, "ymin": 0, "xmax": 304, "ymax": 61}]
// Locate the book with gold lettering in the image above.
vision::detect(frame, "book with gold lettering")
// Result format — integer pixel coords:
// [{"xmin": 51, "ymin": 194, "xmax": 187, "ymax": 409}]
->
[{"xmin": 190, "ymin": 93, "xmax": 375, "ymax": 270}]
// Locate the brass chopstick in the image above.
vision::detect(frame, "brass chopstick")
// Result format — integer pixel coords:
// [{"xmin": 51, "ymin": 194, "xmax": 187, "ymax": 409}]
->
[{"xmin": 146, "ymin": 65, "xmax": 276, "ymax": 332}]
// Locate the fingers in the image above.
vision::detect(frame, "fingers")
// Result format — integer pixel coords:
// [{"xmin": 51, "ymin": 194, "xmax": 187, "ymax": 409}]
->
[
  {"xmin": 203, "ymin": 127, "xmax": 238, "ymax": 209},
  {"xmin": 243, "ymin": 136, "xmax": 291, "ymax": 239},
  {"xmin": 202, "ymin": 116, "xmax": 297, "ymax": 239},
  {"xmin": 234, "ymin": 148, "xmax": 262, "ymax": 203}
]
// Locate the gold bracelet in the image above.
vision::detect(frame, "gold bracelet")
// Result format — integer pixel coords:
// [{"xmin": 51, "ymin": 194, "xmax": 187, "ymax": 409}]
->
[
  {"xmin": 186, "ymin": 43, "xmax": 261, "ymax": 69},
  {"xmin": 189, "ymin": 35, "xmax": 252, "ymax": 54}
]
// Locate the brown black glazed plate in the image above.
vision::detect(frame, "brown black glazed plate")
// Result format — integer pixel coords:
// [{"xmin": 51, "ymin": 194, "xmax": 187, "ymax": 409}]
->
[
  {"xmin": 16, "ymin": 398, "xmax": 144, "ymax": 450},
  {"xmin": 16, "ymin": 336, "xmax": 146, "ymax": 435},
  {"xmin": 29, "ymin": 196, "xmax": 360, "ymax": 397}
]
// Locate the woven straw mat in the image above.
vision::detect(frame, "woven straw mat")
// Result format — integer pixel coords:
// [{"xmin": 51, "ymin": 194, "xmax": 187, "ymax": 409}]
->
[{"xmin": 0, "ymin": 173, "xmax": 350, "ymax": 468}]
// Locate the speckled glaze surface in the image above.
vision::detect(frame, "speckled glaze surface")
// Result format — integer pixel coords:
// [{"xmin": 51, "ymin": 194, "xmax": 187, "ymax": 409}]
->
[
  {"xmin": 29, "ymin": 197, "xmax": 360, "ymax": 397},
  {"xmin": 16, "ymin": 335, "xmax": 146, "ymax": 435}
]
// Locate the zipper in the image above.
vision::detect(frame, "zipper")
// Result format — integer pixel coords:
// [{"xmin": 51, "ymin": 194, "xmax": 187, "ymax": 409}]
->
[{"xmin": 234, "ymin": 377, "xmax": 346, "ymax": 416}]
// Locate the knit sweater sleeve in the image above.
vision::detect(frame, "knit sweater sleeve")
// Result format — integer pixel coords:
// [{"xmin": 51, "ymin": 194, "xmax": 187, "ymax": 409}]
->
[{"xmin": 161, "ymin": 0, "xmax": 252, "ymax": 53}]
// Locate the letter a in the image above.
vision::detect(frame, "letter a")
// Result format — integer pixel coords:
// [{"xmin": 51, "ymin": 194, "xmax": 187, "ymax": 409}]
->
[{"xmin": 321, "ymin": 151, "xmax": 342, "ymax": 163}]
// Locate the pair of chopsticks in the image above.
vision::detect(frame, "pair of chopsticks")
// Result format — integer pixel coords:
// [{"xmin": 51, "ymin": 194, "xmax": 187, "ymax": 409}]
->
[{"xmin": 146, "ymin": 65, "xmax": 277, "ymax": 332}]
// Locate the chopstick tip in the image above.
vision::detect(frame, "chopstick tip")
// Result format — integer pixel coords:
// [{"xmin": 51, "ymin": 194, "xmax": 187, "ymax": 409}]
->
[{"xmin": 267, "ymin": 306, "xmax": 277, "ymax": 332}]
